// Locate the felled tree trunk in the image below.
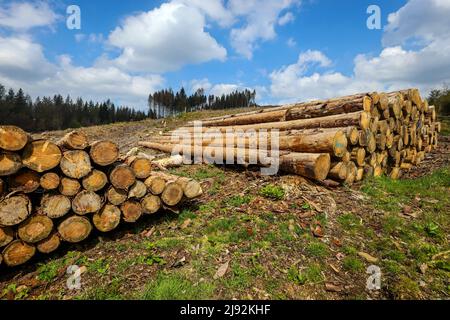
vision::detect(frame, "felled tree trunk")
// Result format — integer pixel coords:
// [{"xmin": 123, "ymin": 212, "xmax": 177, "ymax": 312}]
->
[
  {"xmin": 125, "ymin": 157, "xmax": 152, "ymax": 179},
  {"xmin": 1, "ymin": 240, "xmax": 36, "ymax": 267},
  {"xmin": 120, "ymin": 201, "xmax": 143, "ymax": 223},
  {"xmin": 0, "ymin": 226, "xmax": 14, "ymax": 247},
  {"xmin": 40, "ymin": 194, "xmax": 71, "ymax": 219},
  {"xmin": 0, "ymin": 152, "xmax": 22, "ymax": 176},
  {"xmin": 106, "ymin": 186, "xmax": 128, "ymax": 205},
  {"xmin": 18, "ymin": 215, "xmax": 54, "ymax": 243},
  {"xmin": 161, "ymin": 181, "xmax": 184, "ymax": 207},
  {"xmin": 0, "ymin": 126, "xmax": 29, "ymax": 151},
  {"xmin": 58, "ymin": 216, "xmax": 92, "ymax": 243},
  {"xmin": 93, "ymin": 204, "xmax": 121, "ymax": 232},
  {"xmin": 60, "ymin": 150, "xmax": 92, "ymax": 179},
  {"xmin": 82, "ymin": 169, "xmax": 108, "ymax": 192},
  {"xmin": 59, "ymin": 177, "xmax": 81, "ymax": 196},
  {"xmin": 72, "ymin": 191, "xmax": 103, "ymax": 215},
  {"xmin": 144, "ymin": 175, "xmax": 167, "ymax": 195},
  {"xmin": 36, "ymin": 232, "xmax": 60, "ymax": 254},
  {"xmin": 110, "ymin": 165, "xmax": 136, "ymax": 190},
  {"xmin": 8, "ymin": 169, "xmax": 40, "ymax": 193},
  {"xmin": 128, "ymin": 180, "xmax": 147, "ymax": 199},
  {"xmin": 40, "ymin": 172, "xmax": 60, "ymax": 190},
  {"xmin": 279, "ymin": 153, "xmax": 331, "ymax": 181},
  {"xmin": 57, "ymin": 131, "xmax": 89, "ymax": 150},
  {"xmin": 0, "ymin": 195, "xmax": 32, "ymax": 226},
  {"xmin": 21, "ymin": 140, "xmax": 62, "ymax": 172},
  {"xmin": 141, "ymin": 194, "xmax": 161, "ymax": 214},
  {"xmin": 89, "ymin": 141, "xmax": 119, "ymax": 166}
]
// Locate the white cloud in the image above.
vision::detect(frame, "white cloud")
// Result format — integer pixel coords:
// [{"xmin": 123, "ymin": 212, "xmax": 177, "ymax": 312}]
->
[
  {"xmin": 278, "ymin": 12, "xmax": 295, "ymax": 26},
  {"xmin": 0, "ymin": 1, "xmax": 59, "ymax": 31},
  {"xmin": 229, "ymin": 0, "xmax": 299, "ymax": 59},
  {"xmin": 286, "ymin": 37, "xmax": 296, "ymax": 47},
  {"xmin": 0, "ymin": 36, "xmax": 164, "ymax": 110},
  {"xmin": 177, "ymin": 0, "xmax": 235, "ymax": 27},
  {"xmin": 190, "ymin": 78, "xmax": 212, "ymax": 93},
  {"xmin": 108, "ymin": 2, "xmax": 227, "ymax": 73}
]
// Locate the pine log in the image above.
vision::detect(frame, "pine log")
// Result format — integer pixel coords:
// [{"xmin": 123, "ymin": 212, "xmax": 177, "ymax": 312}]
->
[
  {"xmin": 355, "ymin": 167, "xmax": 364, "ymax": 182},
  {"xmin": 58, "ymin": 131, "xmax": 89, "ymax": 150},
  {"xmin": 60, "ymin": 150, "xmax": 92, "ymax": 179},
  {"xmin": 389, "ymin": 167, "xmax": 402, "ymax": 180},
  {"xmin": 126, "ymin": 157, "xmax": 152, "ymax": 179},
  {"xmin": 120, "ymin": 201, "xmax": 143, "ymax": 223},
  {"xmin": 40, "ymin": 172, "xmax": 60, "ymax": 190},
  {"xmin": 328, "ymin": 162, "xmax": 348, "ymax": 181},
  {"xmin": 106, "ymin": 186, "xmax": 128, "ymax": 206},
  {"xmin": 0, "ymin": 195, "xmax": 32, "ymax": 226},
  {"xmin": 141, "ymin": 194, "xmax": 162, "ymax": 214},
  {"xmin": 21, "ymin": 140, "xmax": 62, "ymax": 172},
  {"xmin": 41, "ymin": 194, "xmax": 71, "ymax": 219},
  {"xmin": 341, "ymin": 151, "xmax": 351, "ymax": 163},
  {"xmin": 82, "ymin": 169, "xmax": 108, "ymax": 192},
  {"xmin": 128, "ymin": 180, "xmax": 147, "ymax": 199},
  {"xmin": 0, "ymin": 226, "xmax": 14, "ymax": 247},
  {"xmin": 89, "ymin": 141, "xmax": 119, "ymax": 166},
  {"xmin": 18, "ymin": 215, "xmax": 53, "ymax": 244},
  {"xmin": 58, "ymin": 216, "xmax": 92, "ymax": 243},
  {"xmin": 161, "ymin": 181, "xmax": 184, "ymax": 206},
  {"xmin": 176, "ymin": 177, "xmax": 203, "ymax": 199},
  {"xmin": 279, "ymin": 153, "xmax": 331, "ymax": 181},
  {"xmin": 152, "ymin": 155, "xmax": 184, "ymax": 170},
  {"xmin": 363, "ymin": 165, "xmax": 374, "ymax": 178},
  {"xmin": 144, "ymin": 175, "xmax": 167, "ymax": 195},
  {"xmin": 1, "ymin": 240, "xmax": 35, "ymax": 267},
  {"xmin": 0, "ymin": 126, "xmax": 29, "ymax": 151},
  {"xmin": 0, "ymin": 152, "xmax": 22, "ymax": 176},
  {"xmin": 346, "ymin": 126, "xmax": 360, "ymax": 145},
  {"xmin": 93, "ymin": 204, "xmax": 121, "ymax": 232},
  {"xmin": 72, "ymin": 191, "xmax": 103, "ymax": 215},
  {"xmin": 9, "ymin": 169, "xmax": 40, "ymax": 193},
  {"xmin": 110, "ymin": 165, "xmax": 136, "ymax": 191},
  {"xmin": 344, "ymin": 162, "xmax": 357, "ymax": 185},
  {"xmin": 59, "ymin": 177, "xmax": 81, "ymax": 196},
  {"xmin": 36, "ymin": 232, "xmax": 60, "ymax": 254},
  {"xmin": 351, "ymin": 148, "xmax": 366, "ymax": 167}
]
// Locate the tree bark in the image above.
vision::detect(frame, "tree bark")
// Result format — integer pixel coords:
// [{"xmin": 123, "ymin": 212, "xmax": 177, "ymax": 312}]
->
[
  {"xmin": 0, "ymin": 126, "xmax": 29, "ymax": 151},
  {"xmin": 89, "ymin": 141, "xmax": 119, "ymax": 166},
  {"xmin": 0, "ymin": 195, "xmax": 32, "ymax": 226},
  {"xmin": 18, "ymin": 215, "xmax": 53, "ymax": 243},
  {"xmin": 1, "ymin": 240, "xmax": 35, "ymax": 267},
  {"xmin": 58, "ymin": 216, "xmax": 92, "ymax": 243},
  {"xmin": 278, "ymin": 153, "xmax": 331, "ymax": 181},
  {"xmin": 72, "ymin": 191, "xmax": 103, "ymax": 215},
  {"xmin": 60, "ymin": 150, "xmax": 92, "ymax": 179},
  {"xmin": 82, "ymin": 169, "xmax": 108, "ymax": 192},
  {"xmin": 21, "ymin": 140, "xmax": 62, "ymax": 172},
  {"xmin": 0, "ymin": 152, "xmax": 22, "ymax": 176},
  {"xmin": 41, "ymin": 194, "xmax": 71, "ymax": 219},
  {"xmin": 93, "ymin": 204, "xmax": 121, "ymax": 232}
]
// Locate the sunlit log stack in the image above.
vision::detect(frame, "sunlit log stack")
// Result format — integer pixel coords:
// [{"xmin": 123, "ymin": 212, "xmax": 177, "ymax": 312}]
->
[
  {"xmin": 0, "ymin": 128, "xmax": 202, "ymax": 268},
  {"xmin": 140, "ymin": 89, "xmax": 440, "ymax": 185}
]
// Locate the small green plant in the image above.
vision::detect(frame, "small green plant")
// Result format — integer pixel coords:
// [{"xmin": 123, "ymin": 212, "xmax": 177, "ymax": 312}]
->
[
  {"xmin": 260, "ymin": 185, "xmax": 285, "ymax": 200},
  {"xmin": 306, "ymin": 242, "xmax": 329, "ymax": 258},
  {"xmin": 224, "ymin": 195, "xmax": 252, "ymax": 207},
  {"xmin": 288, "ymin": 266, "xmax": 307, "ymax": 285},
  {"xmin": 342, "ymin": 257, "xmax": 364, "ymax": 272},
  {"xmin": 337, "ymin": 213, "xmax": 361, "ymax": 231},
  {"xmin": 88, "ymin": 258, "xmax": 110, "ymax": 274},
  {"xmin": 37, "ymin": 260, "xmax": 63, "ymax": 282}
]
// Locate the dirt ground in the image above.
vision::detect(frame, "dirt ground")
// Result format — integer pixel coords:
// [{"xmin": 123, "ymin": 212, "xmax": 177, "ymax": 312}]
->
[{"xmin": 1, "ymin": 110, "xmax": 449, "ymax": 300}]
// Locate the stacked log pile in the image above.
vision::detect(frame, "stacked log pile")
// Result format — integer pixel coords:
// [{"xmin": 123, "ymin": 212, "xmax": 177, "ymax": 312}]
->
[
  {"xmin": 140, "ymin": 89, "xmax": 440, "ymax": 184},
  {"xmin": 0, "ymin": 128, "xmax": 202, "ymax": 268}
]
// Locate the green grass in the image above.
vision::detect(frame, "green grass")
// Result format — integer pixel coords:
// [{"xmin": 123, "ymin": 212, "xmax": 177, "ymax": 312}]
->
[
  {"xmin": 37, "ymin": 260, "xmax": 63, "ymax": 282},
  {"xmin": 337, "ymin": 213, "xmax": 362, "ymax": 231},
  {"xmin": 224, "ymin": 195, "xmax": 252, "ymax": 207},
  {"xmin": 80, "ymin": 278, "xmax": 124, "ymax": 300},
  {"xmin": 306, "ymin": 242, "xmax": 329, "ymax": 258},
  {"xmin": 260, "ymin": 184, "xmax": 285, "ymax": 200},
  {"xmin": 342, "ymin": 257, "xmax": 364, "ymax": 273},
  {"xmin": 141, "ymin": 272, "xmax": 215, "ymax": 300},
  {"xmin": 289, "ymin": 264, "xmax": 324, "ymax": 285}
]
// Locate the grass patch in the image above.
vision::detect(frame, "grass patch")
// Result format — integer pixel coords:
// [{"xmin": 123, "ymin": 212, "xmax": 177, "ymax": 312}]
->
[
  {"xmin": 260, "ymin": 184, "xmax": 285, "ymax": 200},
  {"xmin": 224, "ymin": 195, "xmax": 252, "ymax": 207},
  {"xmin": 337, "ymin": 213, "xmax": 361, "ymax": 231},
  {"xmin": 306, "ymin": 242, "xmax": 329, "ymax": 258},
  {"xmin": 289, "ymin": 264, "xmax": 324, "ymax": 285},
  {"xmin": 80, "ymin": 278, "xmax": 124, "ymax": 300},
  {"xmin": 342, "ymin": 257, "xmax": 364, "ymax": 273},
  {"xmin": 141, "ymin": 272, "xmax": 215, "ymax": 300}
]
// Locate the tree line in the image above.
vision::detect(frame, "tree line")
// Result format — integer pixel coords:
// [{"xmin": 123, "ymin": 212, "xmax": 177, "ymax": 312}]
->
[
  {"xmin": 428, "ymin": 86, "xmax": 450, "ymax": 116},
  {"xmin": 148, "ymin": 87, "xmax": 257, "ymax": 119},
  {"xmin": 0, "ymin": 84, "xmax": 147, "ymax": 132}
]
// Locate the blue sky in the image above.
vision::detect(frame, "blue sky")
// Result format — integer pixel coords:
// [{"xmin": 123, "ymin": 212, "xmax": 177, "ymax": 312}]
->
[{"xmin": 0, "ymin": 0, "xmax": 449, "ymax": 110}]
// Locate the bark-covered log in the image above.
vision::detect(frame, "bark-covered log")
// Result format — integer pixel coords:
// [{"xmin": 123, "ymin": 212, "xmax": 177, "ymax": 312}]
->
[
  {"xmin": 106, "ymin": 186, "xmax": 128, "ymax": 206},
  {"xmin": 328, "ymin": 162, "xmax": 348, "ymax": 181},
  {"xmin": 41, "ymin": 194, "xmax": 71, "ymax": 219},
  {"xmin": 1, "ymin": 240, "xmax": 35, "ymax": 267},
  {"xmin": 150, "ymin": 172, "xmax": 203, "ymax": 199},
  {"xmin": 58, "ymin": 216, "xmax": 92, "ymax": 243},
  {"xmin": 126, "ymin": 157, "xmax": 152, "ymax": 179},
  {"xmin": 110, "ymin": 165, "xmax": 136, "ymax": 190},
  {"xmin": 128, "ymin": 180, "xmax": 147, "ymax": 199},
  {"xmin": 0, "ymin": 195, "xmax": 32, "ymax": 226},
  {"xmin": 21, "ymin": 140, "xmax": 62, "ymax": 172},
  {"xmin": 93, "ymin": 204, "xmax": 121, "ymax": 232},
  {"xmin": 36, "ymin": 232, "xmax": 60, "ymax": 254},
  {"xmin": 40, "ymin": 172, "xmax": 60, "ymax": 190},
  {"xmin": 351, "ymin": 148, "xmax": 366, "ymax": 167},
  {"xmin": 59, "ymin": 177, "xmax": 81, "ymax": 196},
  {"xmin": 141, "ymin": 194, "xmax": 161, "ymax": 214},
  {"xmin": 18, "ymin": 215, "xmax": 53, "ymax": 243},
  {"xmin": 0, "ymin": 226, "xmax": 14, "ymax": 247},
  {"xmin": 57, "ymin": 131, "xmax": 89, "ymax": 150},
  {"xmin": 0, "ymin": 126, "xmax": 29, "ymax": 151},
  {"xmin": 161, "ymin": 181, "xmax": 184, "ymax": 207},
  {"xmin": 0, "ymin": 152, "xmax": 22, "ymax": 176},
  {"xmin": 120, "ymin": 201, "xmax": 143, "ymax": 223},
  {"xmin": 144, "ymin": 175, "xmax": 167, "ymax": 195},
  {"xmin": 89, "ymin": 141, "xmax": 119, "ymax": 166},
  {"xmin": 279, "ymin": 153, "xmax": 331, "ymax": 181},
  {"xmin": 82, "ymin": 169, "xmax": 108, "ymax": 192},
  {"xmin": 60, "ymin": 150, "xmax": 92, "ymax": 179},
  {"xmin": 8, "ymin": 169, "xmax": 40, "ymax": 193},
  {"xmin": 72, "ymin": 191, "xmax": 102, "ymax": 215}
]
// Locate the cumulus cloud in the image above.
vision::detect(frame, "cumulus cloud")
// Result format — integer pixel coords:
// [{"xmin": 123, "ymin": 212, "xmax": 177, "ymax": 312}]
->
[
  {"xmin": 108, "ymin": 2, "xmax": 227, "ymax": 73},
  {"xmin": 0, "ymin": 1, "xmax": 59, "ymax": 31},
  {"xmin": 278, "ymin": 12, "xmax": 295, "ymax": 26}
]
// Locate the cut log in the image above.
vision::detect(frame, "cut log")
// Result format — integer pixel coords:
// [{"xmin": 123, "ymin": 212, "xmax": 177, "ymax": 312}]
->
[
  {"xmin": 59, "ymin": 177, "xmax": 81, "ymax": 196},
  {"xmin": 328, "ymin": 162, "xmax": 348, "ymax": 181},
  {"xmin": 0, "ymin": 126, "xmax": 29, "ymax": 151},
  {"xmin": 161, "ymin": 181, "xmax": 184, "ymax": 207},
  {"xmin": 41, "ymin": 194, "xmax": 71, "ymax": 219},
  {"xmin": 346, "ymin": 126, "xmax": 359, "ymax": 145},
  {"xmin": 58, "ymin": 131, "xmax": 89, "ymax": 150},
  {"xmin": 60, "ymin": 150, "xmax": 92, "ymax": 179},
  {"xmin": 128, "ymin": 180, "xmax": 147, "ymax": 199},
  {"xmin": 93, "ymin": 204, "xmax": 121, "ymax": 232},
  {"xmin": 120, "ymin": 201, "xmax": 143, "ymax": 223},
  {"xmin": 106, "ymin": 186, "xmax": 128, "ymax": 205},
  {"xmin": 0, "ymin": 152, "xmax": 22, "ymax": 176},
  {"xmin": 351, "ymin": 148, "xmax": 366, "ymax": 167},
  {"xmin": 82, "ymin": 169, "xmax": 108, "ymax": 192},
  {"xmin": 141, "ymin": 194, "xmax": 162, "ymax": 214},
  {"xmin": 355, "ymin": 167, "xmax": 364, "ymax": 182},
  {"xmin": 8, "ymin": 169, "xmax": 40, "ymax": 193},
  {"xmin": 110, "ymin": 165, "xmax": 136, "ymax": 190},
  {"xmin": 389, "ymin": 167, "xmax": 402, "ymax": 180},
  {"xmin": 18, "ymin": 215, "xmax": 53, "ymax": 243},
  {"xmin": 176, "ymin": 177, "xmax": 203, "ymax": 199},
  {"xmin": 58, "ymin": 216, "xmax": 92, "ymax": 243},
  {"xmin": 126, "ymin": 157, "xmax": 153, "ymax": 179},
  {"xmin": 1, "ymin": 240, "xmax": 35, "ymax": 267},
  {"xmin": 72, "ymin": 191, "xmax": 102, "ymax": 215},
  {"xmin": 36, "ymin": 232, "xmax": 60, "ymax": 254},
  {"xmin": 21, "ymin": 140, "xmax": 62, "ymax": 172},
  {"xmin": 344, "ymin": 162, "xmax": 357, "ymax": 185},
  {"xmin": 144, "ymin": 175, "xmax": 167, "ymax": 195},
  {"xmin": 40, "ymin": 172, "xmax": 60, "ymax": 190},
  {"xmin": 0, "ymin": 226, "xmax": 14, "ymax": 247},
  {"xmin": 152, "ymin": 155, "xmax": 184, "ymax": 170},
  {"xmin": 0, "ymin": 195, "xmax": 32, "ymax": 226},
  {"xmin": 341, "ymin": 151, "xmax": 351, "ymax": 163},
  {"xmin": 89, "ymin": 141, "xmax": 119, "ymax": 166},
  {"xmin": 279, "ymin": 153, "xmax": 331, "ymax": 181}
]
